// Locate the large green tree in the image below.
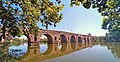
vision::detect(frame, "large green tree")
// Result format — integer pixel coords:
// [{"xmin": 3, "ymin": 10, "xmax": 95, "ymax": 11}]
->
[
  {"xmin": 70, "ymin": 0, "xmax": 120, "ymax": 41},
  {"xmin": 100, "ymin": 0, "xmax": 120, "ymax": 41},
  {"xmin": 0, "ymin": 0, "xmax": 64, "ymax": 41},
  {"xmin": 0, "ymin": 0, "xmax": 120, "ymax": 41}
]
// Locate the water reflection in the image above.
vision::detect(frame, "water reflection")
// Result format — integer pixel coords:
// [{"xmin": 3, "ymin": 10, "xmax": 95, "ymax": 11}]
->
[
  {"xmin": 59, "ymin": 43, "xmax": 67, "ymax": 52},
  {"xmin": 42, "ymin": 44, "xmax": 53, "ymax": 55},
  {"xmin": 40, "ymin": 43, "xmax": 48, "ymax": 53},
  {"xmin": 19, "ymin": 41, "xmax": 92, "ymax": 62},
  {"xmin": 9, "ymin": 43, "xmax": 27, "ymax": 55},
  {"xmin": 0, "ymin": 42, "xmax": 17, "ymax": 62},
  {"xmin": 99, "ymin": 42, "xmax": 120, "ymax": 60},
  {"xmin": 1, "ymin": 41, "xmax": 120, "ymax": 62}
]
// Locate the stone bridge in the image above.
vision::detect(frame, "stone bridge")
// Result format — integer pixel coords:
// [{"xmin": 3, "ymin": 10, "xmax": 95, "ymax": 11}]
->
[
  {"xmin": 20, "ymin": 41, "xmax": 93, "ymax": 62},
  {"xmin": 25, "ymin": 29, "xmax": 92, "ymax": 45}
]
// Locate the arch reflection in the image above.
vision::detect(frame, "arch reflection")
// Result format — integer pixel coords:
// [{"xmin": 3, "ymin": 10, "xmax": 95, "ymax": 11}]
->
[
  {"xmin": 20, "ymin": 41, "xmax": 92, "ymax": 62},
  {"xmin": 59, "ymin": 43, "xmax": 67, "ymax": 52},
  {"xmin": 42, "ymin": 44, "xmax": 53, "ymax": 55}
]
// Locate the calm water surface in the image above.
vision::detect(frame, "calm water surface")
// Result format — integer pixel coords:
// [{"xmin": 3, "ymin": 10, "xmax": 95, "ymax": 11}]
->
[{"xmin": 1, "ymin": 42, "xmax": 120, "ymax": 62}]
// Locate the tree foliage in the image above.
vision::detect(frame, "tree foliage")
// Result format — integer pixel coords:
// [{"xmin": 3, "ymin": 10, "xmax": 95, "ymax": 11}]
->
[
  {"xmin": 0, "ymin": 0, "xmax": 64, "ymax": 40},
  {"xmin": 0, "ymin": 0, "xmax": 120, "ymax": 41},
  {"xmin": 70, "ymin": 0, "xmax": 120, "ymax": 41},
  {"xmin": 100, "ymin": 0, "xmax": 120, "ymax": 41}
]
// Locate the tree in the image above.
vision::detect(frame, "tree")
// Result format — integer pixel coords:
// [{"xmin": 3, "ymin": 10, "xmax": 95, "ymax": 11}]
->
[
  {"xmin": 100, "ymin": 0, "xmax": 120, "ymax": 41},
  {"xmin": 0, "ymin": 0, "xmax": 120, "ymax": 42},
  {"xmin": 70, "ymin": 0, "xmax": 120, "ymax": 41},
  {"xmin": 0, "ymin": 0, "xmax": 64, "ymax": 41}
]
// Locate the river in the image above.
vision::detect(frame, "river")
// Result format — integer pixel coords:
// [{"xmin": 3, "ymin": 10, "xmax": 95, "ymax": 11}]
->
[{"xmin": 0, "ymin": 41, "xmax": 120, "ymax": 62}]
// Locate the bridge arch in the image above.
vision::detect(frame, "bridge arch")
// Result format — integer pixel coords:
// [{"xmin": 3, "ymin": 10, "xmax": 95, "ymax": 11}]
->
[
  {"xmin": 84, "ymin": 37, "xmax": 87, "ymax": 44},
  {"xmin": 70, "ymin": 35, "xmax": 76, "ymax": 49},
  {"xmin": 87, "ymin": 38, "xmax": 90, "ymax": 43},
  {"xmin": 70, "ymin": 35, "xmax": 76, "ymax": 43},
  {"xmin": 24, "ymin": 34, "xmax": 30, "ymax": 41},
  {"xmin": 78, "ymin": 36, "xmax": 82, "ymax": 43},
  {"xmin": 60, "ymin": 35, "xmax": 67, "ymax": 43},
  {"xmin": 41, "ymin": 34, "xmax": 53, "ymax": 44},
  {"xmin": 78, "ymin": 36, "xmax": 82, "ymax": 47},
  {"xmin": 55, "ymin": 36, "xmax": 57, "ymax": 41}
]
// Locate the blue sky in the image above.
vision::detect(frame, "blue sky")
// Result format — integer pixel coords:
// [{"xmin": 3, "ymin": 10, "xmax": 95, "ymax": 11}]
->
[{"xmin": 37, "ymin": 0, "xmax": 108, "ymax": 36}]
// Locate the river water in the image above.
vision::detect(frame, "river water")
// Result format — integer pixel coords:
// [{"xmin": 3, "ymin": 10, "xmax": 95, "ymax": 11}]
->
[{"xmin": 0, "ymin": 41, "xmax": 120, "ymax": 62}]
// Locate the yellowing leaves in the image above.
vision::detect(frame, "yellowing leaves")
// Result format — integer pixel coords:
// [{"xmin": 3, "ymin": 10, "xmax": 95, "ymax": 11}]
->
[
  {"xmin": 102, "ymin": 17, "xmax": 107, "ymax": 22},
  {"xmin": 106, "ymin": 1, "xmax": 116, "ymax": 9},
  {"xmin": 47, "ymin": 7, "xmax": 53, "ymax": 12}
]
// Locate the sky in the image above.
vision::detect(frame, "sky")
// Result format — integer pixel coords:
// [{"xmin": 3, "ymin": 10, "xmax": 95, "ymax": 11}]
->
[{"xmin": 37, "ymin": 0, "xmax": 108, "ymax": 36}]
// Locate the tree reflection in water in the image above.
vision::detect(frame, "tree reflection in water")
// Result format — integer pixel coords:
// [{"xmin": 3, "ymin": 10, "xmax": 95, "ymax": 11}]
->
[
  {"xmin": 0, "ymin": 42, "xmax": 18, "ymax": 62},
  {"xmin": 93, "ymin": 42, "xmax": 120, "ymax": 60},
  {"xmin": 1, "ymin": 41, "xmax": 120, "ymax": 62},
  {"xmin": 9, "ymin": 49, "xmax": 25, "ymax": 58},
  {"xmin": 104, "ymin": 42, "xmax": 120, "ymax": 60}
]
